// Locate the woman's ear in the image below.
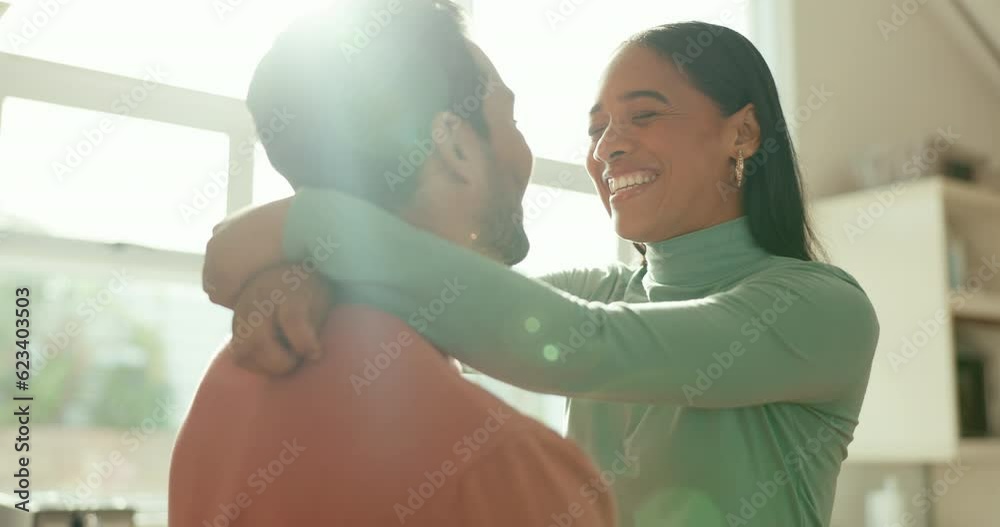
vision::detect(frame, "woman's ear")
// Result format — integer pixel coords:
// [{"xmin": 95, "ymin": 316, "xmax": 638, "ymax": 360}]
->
[{"xmin": 731, "ymin": 103, "xmax": 761, "ymax": 158}]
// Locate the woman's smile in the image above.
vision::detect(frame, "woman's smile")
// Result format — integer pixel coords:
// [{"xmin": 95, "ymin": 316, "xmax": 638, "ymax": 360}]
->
[
  {"xmin": 606, "ymin": 169, "xmax": 659, "ymax": 195},
  {"xmin": 607, "ymin": 169, "xmax": 662, "ymax": 206}
]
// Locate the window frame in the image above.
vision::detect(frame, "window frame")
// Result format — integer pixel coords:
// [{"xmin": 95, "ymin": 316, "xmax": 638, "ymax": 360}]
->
[
  {"xmin": 0, "ymin": 51, "xmax": 255, "ymax": 282},
  {"xmin": 751, "ymin": 0, "xmax": 799, "ymax": 143}
]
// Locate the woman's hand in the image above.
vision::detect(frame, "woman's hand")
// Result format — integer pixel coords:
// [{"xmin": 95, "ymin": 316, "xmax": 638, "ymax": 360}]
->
[
  {"xmin": 226, "ymin": 265, "xmax": 333, "ymax": 376},
  {"xmin": 204, "ymin": 198, "xmax": 294, "ymax": 308}
]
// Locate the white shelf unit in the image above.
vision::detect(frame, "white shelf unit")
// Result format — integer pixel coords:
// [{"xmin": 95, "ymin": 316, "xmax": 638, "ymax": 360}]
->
[{"xmin": 812, "ymin": 176, "xmax": 1000, "ymax": 464}]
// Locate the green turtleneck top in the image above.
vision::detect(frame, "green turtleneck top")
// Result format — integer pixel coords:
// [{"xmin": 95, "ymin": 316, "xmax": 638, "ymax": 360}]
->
[{"xmin": 283, "ymin": 188, "xmax": 880, "ymax": 527}]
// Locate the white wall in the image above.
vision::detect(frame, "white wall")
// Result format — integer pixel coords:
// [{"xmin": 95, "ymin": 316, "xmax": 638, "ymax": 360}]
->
[
  {"xmin": 788, "ymin": 1, "xmax": 1000, "ymax": 525},
  {"xmin": 790, "ymin": 0, "xmax": 1000, "ymax": 199}
]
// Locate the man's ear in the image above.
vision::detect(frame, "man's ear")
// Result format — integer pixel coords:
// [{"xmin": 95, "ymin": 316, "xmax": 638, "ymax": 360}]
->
[
  {"xmin": 430, "ymin": 111, "xmax": 485, "ymax": 185},
  {"xmin": 730, "ymin": 103, "xmax": 761, "ymax": 158}
]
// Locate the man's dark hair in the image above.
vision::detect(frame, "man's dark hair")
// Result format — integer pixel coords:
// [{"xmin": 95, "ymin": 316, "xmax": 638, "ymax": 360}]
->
[{"xmin": 247, "ymin": 0, "xmax": 490, "ymax": 209}]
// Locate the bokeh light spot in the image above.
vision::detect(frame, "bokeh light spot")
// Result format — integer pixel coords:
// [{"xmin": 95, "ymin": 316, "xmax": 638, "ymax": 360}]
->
[{"xmin": 542, "ymin": 344, "xmax": 560, "ymax": 362}]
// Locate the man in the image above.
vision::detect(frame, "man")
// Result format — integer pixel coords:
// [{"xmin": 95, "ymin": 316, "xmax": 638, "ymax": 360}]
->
[{"xmin": 168, "ymin": 1, "xmax": 616, "ymax": 525}]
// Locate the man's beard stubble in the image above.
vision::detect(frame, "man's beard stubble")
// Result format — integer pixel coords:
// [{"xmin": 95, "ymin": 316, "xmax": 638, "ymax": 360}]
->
[{"xmin": 478, "ymin": 162, "xmax": 530, "ymax": 267}]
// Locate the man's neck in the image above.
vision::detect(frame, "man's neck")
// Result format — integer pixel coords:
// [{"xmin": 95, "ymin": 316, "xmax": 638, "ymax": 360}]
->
[{"xmin": 398, "ymin": 199, "xmax": 498, "ymax": 260}]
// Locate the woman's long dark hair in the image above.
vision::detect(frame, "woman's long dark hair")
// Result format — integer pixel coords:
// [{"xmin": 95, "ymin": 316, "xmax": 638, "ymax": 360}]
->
[{"xmin": 626, "ymin": 22, "xmax": 820, "ymax": 262}]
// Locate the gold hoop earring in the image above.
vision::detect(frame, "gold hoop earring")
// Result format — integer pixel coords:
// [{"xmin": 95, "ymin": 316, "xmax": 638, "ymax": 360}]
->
[{"xmin": 735, "ymin": 150, "xmax": 745, "ymax": 188}]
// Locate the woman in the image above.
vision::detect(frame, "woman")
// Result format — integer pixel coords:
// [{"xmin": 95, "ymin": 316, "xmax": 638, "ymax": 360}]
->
[{"xmin": 206, "ymin": 23, "xmax": 878, "ymax": 526}]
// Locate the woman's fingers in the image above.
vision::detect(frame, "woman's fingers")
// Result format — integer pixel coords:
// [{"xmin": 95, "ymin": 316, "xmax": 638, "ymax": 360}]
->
[
  {"xmin": 229, "ymin": 310, "xmax": 300, "ymax": 376},
  {"xmin": 277, "ymin": 292, "xmax": 325, "ymax": 361},
  {"xmin": 248, "ymin": 339, "xmax": 301, "ymax": 376},
  {"xmin": 227, "ymin": 265, "xmax": 317, "ymax": 376}
]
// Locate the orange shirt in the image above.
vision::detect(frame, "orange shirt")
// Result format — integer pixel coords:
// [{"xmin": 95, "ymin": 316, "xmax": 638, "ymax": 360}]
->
[{"xmin": 169, "ymin": 305, "xmax": 616, "ymax": 526}]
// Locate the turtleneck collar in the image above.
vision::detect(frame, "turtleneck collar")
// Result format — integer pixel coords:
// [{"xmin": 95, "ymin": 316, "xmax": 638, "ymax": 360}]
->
[{"xmin": 644, "ymin": 216, "xmax": 770, "ymax": 286}]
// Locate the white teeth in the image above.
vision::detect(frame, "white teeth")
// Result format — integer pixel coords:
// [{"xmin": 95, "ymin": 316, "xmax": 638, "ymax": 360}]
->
[{"xmin": 607, "ymin": 171, "xmax": 657, "ymax": 195}]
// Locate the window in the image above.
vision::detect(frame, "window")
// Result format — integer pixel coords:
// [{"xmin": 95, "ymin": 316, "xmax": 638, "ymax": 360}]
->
[
  {"xmin": 0, "ymin": 0, "xmax": 320, "ymax": 99},
  {"xmin": 468, "ymin": 0, "xmax": 754, "ymax": 162},
  {"xmin": 0, "ymin": 0, "xmax": 761, "ymax": 139},
  {"xmin": 0, "ymin": 1, "xmax": 782, "ymax": 522},
  {"xmin": 0, "ymin": 98, "xmax": 229, "ymax": 253},
  {"xmin": 0, "ymin": 47, "xmax": 245, "ymax": 524},
  {"xmin": 0, "ymin": 270, "xmax": 230, "ymax": 513}
]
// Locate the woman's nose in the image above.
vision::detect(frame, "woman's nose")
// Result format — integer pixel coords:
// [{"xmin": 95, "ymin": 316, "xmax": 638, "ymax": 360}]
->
[{"xmin": 593, "ymin": 123, "xmax": 632, "ymax": 163}]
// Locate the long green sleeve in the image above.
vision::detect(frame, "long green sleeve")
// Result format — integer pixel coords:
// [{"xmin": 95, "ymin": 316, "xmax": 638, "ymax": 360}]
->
[
  {"xmin": 537, "ymin": 264, "xmax": 633, "ymax": 304},
  {"xmin": 285, "ymin": 187, "xmax": 879, "ymax": 407}
]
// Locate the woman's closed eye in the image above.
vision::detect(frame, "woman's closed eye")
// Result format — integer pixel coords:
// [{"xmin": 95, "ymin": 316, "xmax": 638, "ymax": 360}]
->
[
  {"xmin": 588, "ymin": 123, "xmax": 608, "ymax": 139},
  {"xmin": 632, "ymin": 111, "xmax": 661, "ymax": 123},
  {"xmin": 589, "ymin": 111, "xmax": 663, "ymax": 137}
]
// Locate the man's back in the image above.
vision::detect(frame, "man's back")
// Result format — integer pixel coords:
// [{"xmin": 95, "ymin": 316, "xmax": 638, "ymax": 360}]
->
[{"xmin": 169, "ymin": 305, "xmax": 615, "ymax": 526}]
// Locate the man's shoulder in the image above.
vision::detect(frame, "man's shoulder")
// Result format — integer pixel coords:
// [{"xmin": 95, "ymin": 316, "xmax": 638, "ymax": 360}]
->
[
  {"xmin": 314, "ymin": 305, "xmax": 536, "ymax": 438},
  {"xmin": 320, "ymin": 303, "xmax": 463, "ymax": 371},
  {"xmin": 316, "ymin": 304, "xmax": 460, "ymax": 391},
  {"xmin": 321, "ymin": 304, "xmax": 423, "ymax": 350}
]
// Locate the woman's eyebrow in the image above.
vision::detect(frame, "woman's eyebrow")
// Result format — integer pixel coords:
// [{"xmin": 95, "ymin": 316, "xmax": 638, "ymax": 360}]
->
[{"xmin": 589, "ymin": 90, "xmax": 671, "ymax": 115}]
